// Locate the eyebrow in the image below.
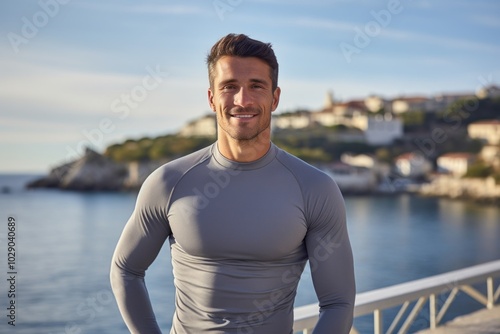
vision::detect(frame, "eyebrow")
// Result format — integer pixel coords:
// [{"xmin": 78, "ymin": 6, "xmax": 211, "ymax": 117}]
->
[
  {"xmin": 218, "ymin": 79, "xmax": 237, "ymax": 87},
  {"xmin": 218, "ymin": 78, "xmax": 270, "ymax": 87},
  {"xmin": 249, "ymin": 78, "xmax": 269, "ymax": 86}
]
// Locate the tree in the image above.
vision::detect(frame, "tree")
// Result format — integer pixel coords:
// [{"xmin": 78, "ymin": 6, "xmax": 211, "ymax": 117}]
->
[{"xmin": 464, "ymin": 162, "xmax": 493, "ymax": 178}]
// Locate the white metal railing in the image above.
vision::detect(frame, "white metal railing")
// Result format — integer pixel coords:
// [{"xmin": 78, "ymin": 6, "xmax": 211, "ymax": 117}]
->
[{"xmin": 293, "ymin": 260, "xmax": 500, "ymax": 334}]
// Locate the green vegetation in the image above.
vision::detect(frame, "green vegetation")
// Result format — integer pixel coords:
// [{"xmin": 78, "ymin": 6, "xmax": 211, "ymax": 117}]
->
[
  {"xmin": 494, "ymin": 171, "xmax": 500, "ymax": 185},
  {"xmin": 103, "ymin": 125, "xmax": 378, "ymax": 165},
  {"xmin": 101, "ymin": 97, "xmax": 499, "ymax": 172},
  {"xmin": 464, "ymin": 161, "xmax": 494, "ymax": 179},
  {"xmin": 400, "ymin": 110, "xmax": 426, "ymax": 129},
  {"xmin": 436, "ymin": 97, "xmax": 500, "ymax": 126},
  {"xmin": 105, "ymin": 135, "xmax": 215, "ymax": 162},
  {"xmin": 272, "ymin": 126, "xmax": 374, "ymax": 162}
]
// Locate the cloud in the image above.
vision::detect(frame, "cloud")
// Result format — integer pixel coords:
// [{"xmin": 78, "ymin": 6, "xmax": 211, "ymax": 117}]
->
[
  {"xmin": 0, "ymin": 57, "xmax": 145, "ymax": 116},
  {"xmin": 280, "ymin": 15, "xmax": 500, "ymax": 54},
  {"xmin": 0, "ymin": 46, "xmax": 210, "ymax": 144},
  {"xmin": 379, "ymin": 28, "xmax": 500, "ymax": 54},
  {"xmin": 0, "ymin": 116, "xmax": 79, "ymax": 144}
]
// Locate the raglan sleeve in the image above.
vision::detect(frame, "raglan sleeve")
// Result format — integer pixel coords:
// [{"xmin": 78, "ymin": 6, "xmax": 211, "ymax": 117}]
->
[
  {"xmin": 110, "ymin": 167, "xmax": 172, "ymax": 334},
  {"xmin": 304, "ymin": 174, "xmax": 356, "ymax": 334}
]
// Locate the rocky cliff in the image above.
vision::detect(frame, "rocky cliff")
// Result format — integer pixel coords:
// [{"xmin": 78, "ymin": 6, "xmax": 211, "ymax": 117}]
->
[{"xmin": 27, "ymin": 148, "xmax": 164, "ymax": 191}]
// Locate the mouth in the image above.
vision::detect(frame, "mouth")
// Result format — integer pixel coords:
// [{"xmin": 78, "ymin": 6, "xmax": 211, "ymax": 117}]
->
[{"xmin": 230, "ymin": 114, "xmax": 257, "ymax": 119}]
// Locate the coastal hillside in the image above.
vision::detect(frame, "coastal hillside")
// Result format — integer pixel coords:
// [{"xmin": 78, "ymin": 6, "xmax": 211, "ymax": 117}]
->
[{"xmin": 27, "ymin": 95, "xmax": 500, "ymax": 196}]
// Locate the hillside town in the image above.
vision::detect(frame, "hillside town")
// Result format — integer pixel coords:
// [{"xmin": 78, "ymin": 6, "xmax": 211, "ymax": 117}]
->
[
  {"xmin": 179, "ymin": 85, "xmax": 500, "ymax": 202},
  {"xmin": 27, "ymin": 84, "xmax": 500, "ymax": 203}
]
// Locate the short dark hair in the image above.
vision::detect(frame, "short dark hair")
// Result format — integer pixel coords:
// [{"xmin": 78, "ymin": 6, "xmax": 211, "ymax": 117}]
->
[{"xmin": 206, "ymin": 33, "xmax": 279, "ymax": 90}]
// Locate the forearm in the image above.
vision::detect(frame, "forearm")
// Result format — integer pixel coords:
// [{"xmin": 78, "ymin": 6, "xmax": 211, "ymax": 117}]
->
[
  {"xmin": 110, "ymin": 261, "xmax": 163, "ymax": 333},
  {"xmin": 109, "ymin": 207, "xmax": 169, "ymax": 333},
  {"xmin": 312, "ymin": 303, "xmax": 354, "ymax": 334},
  {"xmin": 309, "ymin": 237, "xmax": 355, "ymax": 334}
]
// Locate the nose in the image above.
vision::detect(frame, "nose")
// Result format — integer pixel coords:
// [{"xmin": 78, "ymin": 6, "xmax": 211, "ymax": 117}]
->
[{"xmin": 234, "ymin": 88, "xmax": 253, "ymax": 107}]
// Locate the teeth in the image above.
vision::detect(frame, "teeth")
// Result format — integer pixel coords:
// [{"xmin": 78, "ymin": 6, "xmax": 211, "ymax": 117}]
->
[{"xmin": 233, "ymin": 115, "xmax": 254, "ymax": 118}]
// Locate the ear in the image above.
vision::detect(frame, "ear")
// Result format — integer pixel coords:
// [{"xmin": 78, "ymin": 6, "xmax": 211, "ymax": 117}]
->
[
  {"xmin": 207, "ymin": 88, "xmax": 216, "ymax": 112},
  {"xmin": 271, "ymin": 87, "xmax": 281, "ymax": 112}
]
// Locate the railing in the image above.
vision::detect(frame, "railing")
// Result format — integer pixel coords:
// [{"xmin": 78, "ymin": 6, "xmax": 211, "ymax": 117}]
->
[{"xmin": 293, "ymin": 260, "xmax": 500, "ymax": 334}]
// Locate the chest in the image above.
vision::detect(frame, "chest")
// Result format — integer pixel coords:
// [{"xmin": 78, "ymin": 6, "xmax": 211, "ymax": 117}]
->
[{"xmin": 168, "ymin": 169, "xmax": 307, "ymax": 261}]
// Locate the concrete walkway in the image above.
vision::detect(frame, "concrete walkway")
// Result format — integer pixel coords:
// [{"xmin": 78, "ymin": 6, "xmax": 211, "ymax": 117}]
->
[{"xmin": 417, "ymin": 306, "xmax": 500, "ymax": 334}]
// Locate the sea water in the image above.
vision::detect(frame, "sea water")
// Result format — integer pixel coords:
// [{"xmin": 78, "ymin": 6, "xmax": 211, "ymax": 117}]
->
[{"xmin": 0, "ymin": 174, "xmax": 499, "ymax": 333}]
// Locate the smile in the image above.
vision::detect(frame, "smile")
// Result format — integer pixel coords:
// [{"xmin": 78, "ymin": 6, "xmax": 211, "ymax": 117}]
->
[{"xmin": 231, "ymin": 114, "xmax": 256, "ymax": 118}]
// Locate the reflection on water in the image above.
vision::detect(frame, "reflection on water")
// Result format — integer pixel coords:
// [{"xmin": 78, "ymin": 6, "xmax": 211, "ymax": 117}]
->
[{"xmin": 0, "ymin": 175, "xmax": 499, "ymax": 333}]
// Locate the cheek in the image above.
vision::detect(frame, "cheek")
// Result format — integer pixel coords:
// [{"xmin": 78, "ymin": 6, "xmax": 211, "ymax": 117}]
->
[{"xmin": 217, "ymin": 95, "xmax": 234, "ymax": 109}]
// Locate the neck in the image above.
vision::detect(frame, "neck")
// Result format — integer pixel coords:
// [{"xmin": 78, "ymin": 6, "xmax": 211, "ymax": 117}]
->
[{"xmin": 217, "ymin": 133, "xmax": 271, "ymax": 162}]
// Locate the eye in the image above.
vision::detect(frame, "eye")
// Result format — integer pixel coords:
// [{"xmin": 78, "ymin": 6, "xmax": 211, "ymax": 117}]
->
[{"xmin": 222, "ymin": 84, "xmax": 237, "ymax": 91}]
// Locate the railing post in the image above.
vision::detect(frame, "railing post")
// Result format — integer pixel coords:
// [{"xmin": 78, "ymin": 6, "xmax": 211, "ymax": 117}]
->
[
  {"xmin": 487, "ymin": 276, "xmax": 494, "ymax": 309},
  {"xmin": 399, "ymin": 297, "xmax": 427, "ymax": 334},
  {"xmin": 429, "ymin": 294, "xmax": 437, "ymax": 329},
  {"xmin": 374, "ymin": 309, "xmax": 383, "ymax": 334}
]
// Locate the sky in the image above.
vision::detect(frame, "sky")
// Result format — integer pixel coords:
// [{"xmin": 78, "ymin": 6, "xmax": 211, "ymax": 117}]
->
[{"xmin": 1, "ymin": 0, "xmax": 499, "ymax": 173}]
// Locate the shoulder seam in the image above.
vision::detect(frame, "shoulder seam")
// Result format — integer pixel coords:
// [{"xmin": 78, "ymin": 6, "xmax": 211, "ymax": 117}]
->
[
  {"xmin": 165, "ymin": 146, "xmax": 213, "ymax": 214},
  {"xmin": 275, "ymin": 149, "xmax": 309, "ymax": 227}
]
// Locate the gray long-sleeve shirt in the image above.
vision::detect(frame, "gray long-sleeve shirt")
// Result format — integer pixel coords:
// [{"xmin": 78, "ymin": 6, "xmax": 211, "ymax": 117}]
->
[{"xmin": 110, "ymin": 143, "xmax": 355, "ymax": 334}]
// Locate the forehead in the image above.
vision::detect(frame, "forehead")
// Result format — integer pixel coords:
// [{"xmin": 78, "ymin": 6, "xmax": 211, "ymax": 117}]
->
[{"xmin": 212, "ymin": 56, "xmax": 272, "ymax": 83}]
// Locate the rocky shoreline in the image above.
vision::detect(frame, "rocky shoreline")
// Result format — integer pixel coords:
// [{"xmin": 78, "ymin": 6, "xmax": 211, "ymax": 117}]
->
[
  {"xmin": 26, "ymin": 148, "xmax": 165, "ymax": 191},
  {"xmin": 26, "ymin": 148, "xmax": 500, "ymax": 206},
  {"xmin": 418, "ymin": 174, "xmax": 500, "ymax": 205}
]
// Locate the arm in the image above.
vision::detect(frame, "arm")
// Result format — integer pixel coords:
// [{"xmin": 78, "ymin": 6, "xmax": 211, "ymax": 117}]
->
[
  {"xmin": 110, "ymin": 169, "xmax": 171, "ymax": 333},
  {"xmin": 305, "ymin": 177, "xmax": 356, "ymax": 334}
]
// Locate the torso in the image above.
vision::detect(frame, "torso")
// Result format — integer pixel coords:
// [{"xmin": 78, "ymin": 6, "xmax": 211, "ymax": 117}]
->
[{"xmin": 162, "ymin": 143, "xmax": 328, "ymax": 333}]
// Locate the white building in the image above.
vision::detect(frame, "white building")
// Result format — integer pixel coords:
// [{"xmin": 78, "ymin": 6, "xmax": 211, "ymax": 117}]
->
[
  {"xmin": 468, "ymin": 120, "xmax": 500, "ymax": 145},
  {"xmin": 392, "ymin": 96, "xmax": 436, "ymax": 114},
  {"xmin": 321, "ymin": 163, "xmax": 377, "ymax": 193},
  {"xmin": 273, "ymin": 111, "xmax": 312, "ymax": 129},
  {"xmin": 364, "ymin": 95, "xmax": 391, "ymax": 113},
  {"xmin": 480, "ymin": 145, "xmax": 500, "ymax": 168},
  {"xmin": 312, "ymin": 109, "xmax": 334, "ymax": 127},
  {"xmin": 310, "ymin": 98, "xmax": 367, "ymax": 128},
  {"xmin": 333, "ymin": 100, "xmax": 367, "ymax": 116},
  {"xmin": 341, "ymin": 153, "xmax": 376, "ymax": 168},
  {"xmin": 352, "ymin": 113, "xmax": 403, "ymax": 145},
  {"xmin": 341, "ymin": 153, "xmax": 390, "ymax": 178},
  {"xmin": 394, "ymin": 153, "xmax": 433, "ymax": 178},
  {"xmin": 437, "ymin": 153, "xmax": 476, "ymax": 177},
  {"xmin": 178, "ymin": 114, "xmax": 216, "ymax": 137}
]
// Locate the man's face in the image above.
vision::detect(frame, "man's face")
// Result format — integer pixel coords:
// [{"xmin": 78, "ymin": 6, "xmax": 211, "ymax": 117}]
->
[{"xmin": 208, "ymin": 56, "xmax": 280, "ymax": 142}]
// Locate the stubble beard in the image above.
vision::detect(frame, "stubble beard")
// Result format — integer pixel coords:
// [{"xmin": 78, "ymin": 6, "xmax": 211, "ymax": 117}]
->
[{"xmin": 217, "ymin": 107, "xmax": 271, "ymax": 143}]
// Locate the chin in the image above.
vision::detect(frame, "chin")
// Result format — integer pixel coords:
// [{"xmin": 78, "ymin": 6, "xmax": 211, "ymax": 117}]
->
[{"xmin": 231, "ymin": 134, "xmax": 259, "ymax": 141}]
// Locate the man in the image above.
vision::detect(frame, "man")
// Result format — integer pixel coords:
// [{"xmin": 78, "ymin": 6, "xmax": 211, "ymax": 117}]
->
[{"xmin": 110, "ymin": 33, "xmax": 355, "ymax": 334}]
